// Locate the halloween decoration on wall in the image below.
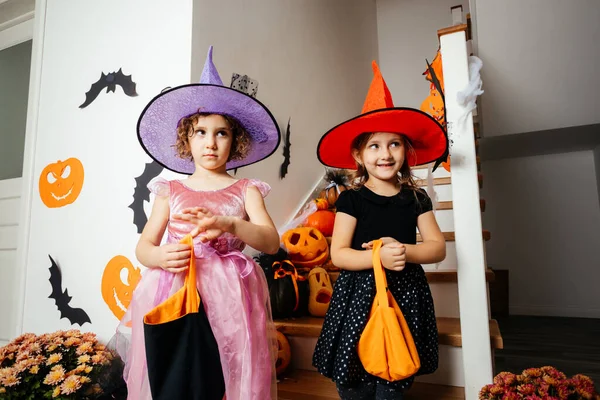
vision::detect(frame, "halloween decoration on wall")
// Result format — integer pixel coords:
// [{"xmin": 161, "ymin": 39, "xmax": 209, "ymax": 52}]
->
[
  {"xmin": 255, "ymin": 249, "xmax": 308, "ymax": 319},
  {"xmin": 48, "ymin": 255, "xmax": 91, "ymax": 326},
  {"xmin": 279, "ymin": 118, "xmax": 292, "ymax": 179},
  {"xmin": 308, "ymin": 267, "xmax": 333, "ymax": 317},
  {"xmin": 275, "ymin": 331, "xmax": 292, "ymax": 377},
  {"xmin": 305, "ymin": 209, "xmax": 335, "ymax": 237},
  {"xmin": 230, "ymin": 73, "xmax": 258, "ymax": 97},
  {"xmin": 320, "ymin": 169, "xmax": 349, "ymax": 208},
  {"xmin": 282, "ymin": 227, "xmax": 329, "ymax": 268},
  {"xmin": 79, "ymin": 68, "xmax": 138, "ymax": 108},
  {"xmin": 129, "ymin": 160, "xmax": 164, "ymax": 233},
  {"xmin": 420, "ymin": 51, "xmax": 450, "ymax": 172},
  {"xmin": 39, "ymin": 158, "xmax": 85, "ymax": 208},
  {"xmin": 101, "ymin": 255, "xmax": 142, "ymax": 321}
]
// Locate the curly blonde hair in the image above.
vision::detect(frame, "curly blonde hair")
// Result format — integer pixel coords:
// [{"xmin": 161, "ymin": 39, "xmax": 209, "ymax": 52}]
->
[{"xmin": 174, "ymin": 112, "xmax": 251, "ymax": 162}]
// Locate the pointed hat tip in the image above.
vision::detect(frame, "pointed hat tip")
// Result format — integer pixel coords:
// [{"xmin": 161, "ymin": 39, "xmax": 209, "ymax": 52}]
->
[{"xmin": 199, "ymin": 45, "xmax": 224, "ymax": 86}]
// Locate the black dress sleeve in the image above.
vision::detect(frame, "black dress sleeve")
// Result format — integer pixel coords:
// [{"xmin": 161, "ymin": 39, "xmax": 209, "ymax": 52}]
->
[
  {"xmin": 415, "ymin": 189, "xmax": 433, "ymax": 216},
  {"xmin": 334, "ymin": 189, "xmax": 360, "ymax": 219}
]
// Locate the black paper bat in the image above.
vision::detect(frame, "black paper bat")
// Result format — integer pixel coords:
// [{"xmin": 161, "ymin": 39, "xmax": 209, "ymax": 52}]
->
[
  {"xmin": 129, "ymin": 160, "xmax": 164, "ymax": 233},
  {"xmin": 48, "ymin": 255, "xmax": 91, "ymax": 326},
  {"xmin": 79, "ymin": 68, "xmax": 138, "ymax": 108},
  {"xmin": 279, "ymin": 118, "xmax": 291, "ymax": 179},
  {"xmin": 426, "ymin": 59, "xmax": 449, "ymax": 173}
]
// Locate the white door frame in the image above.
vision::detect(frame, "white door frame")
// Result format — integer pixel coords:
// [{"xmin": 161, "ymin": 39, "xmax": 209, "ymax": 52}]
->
[{"xmin": 6, "ymin": 0, "xmax": 46, "ymax": 338}]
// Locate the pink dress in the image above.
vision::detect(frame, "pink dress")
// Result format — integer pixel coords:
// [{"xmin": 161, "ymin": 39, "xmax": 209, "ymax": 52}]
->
[{"xmin": 114, "ymin": 178, "xmax": 277, "ymax": 400}]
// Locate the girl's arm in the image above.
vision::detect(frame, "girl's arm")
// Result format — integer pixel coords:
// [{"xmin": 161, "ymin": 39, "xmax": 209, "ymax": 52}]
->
[
  {"xmin": 329, "ymin": 212, "xmax": 374, "ymax": 271},
  {"xmin": 233, "ymin": 185, "xmax": 280, "ymax": 254},
  {"xmin": 136, "ymin": 195, "xmax": 191, "ymax": 272},
  {"xmin": 404, "ymin": 211, "xmax": 446, "ymax": 264}
]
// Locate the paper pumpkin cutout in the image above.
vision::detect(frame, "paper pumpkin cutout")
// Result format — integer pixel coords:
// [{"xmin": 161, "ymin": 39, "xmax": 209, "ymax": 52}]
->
[
  {"xmin": 101, "ymin": 255, "xmax": 142, "ymax": 321},
  {"xmin": 39, "ymin": 158, "xmax": 84, "ymax": 208},
  {"xmin": 48, "ymin": 255, "xmax": 91, "ymax": 326},
  {"xmin": 281, "ymin": 227, "xmax": 329, "ymax": 268},
  {"xmin": 275, "ymin": 331, "xmax": 291, "ymax": 377},
  {"xmin": 308, "ymin": 267, "xmax": 333, "ymax": 317}
]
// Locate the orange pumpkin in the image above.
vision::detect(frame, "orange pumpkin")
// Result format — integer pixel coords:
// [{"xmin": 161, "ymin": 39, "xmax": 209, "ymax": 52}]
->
[
  {"xmin": 320, "ymin": 185, "xmax": 347, "ymax": 208},
  {"xmin": 101, "ymin": 255, "xmax": 142, "ymax": 321},
  {"xmin": 281, "ymin": 227, "xmax": 329, "ymax": 268},
  {"xmin": 39, "ymin": 158, "xmax": 85, "ymax": 208},
  {"xmin": 275, "ymin": 331, "xmax": 292, "ymax": 377},
  {"xmin": 305, "ymin": 210, "xmax": 335, "ymax": 237},
  {"xmin": 308, "ymin": 267, "xmax": 333, "ymax": 317},
  {"xmin": 314, "ymin": 198, "xmax": 329, "ymax": 211}
]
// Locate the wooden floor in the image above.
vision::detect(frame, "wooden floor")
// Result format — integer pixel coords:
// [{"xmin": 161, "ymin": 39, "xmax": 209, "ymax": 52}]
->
[
  {"xmin": 277, "ymin": 370, "xmax": 464, "ymax": 400},
  {"xmin": 494, "ymin": 315, "xmax": 600, "ymax": 387}
]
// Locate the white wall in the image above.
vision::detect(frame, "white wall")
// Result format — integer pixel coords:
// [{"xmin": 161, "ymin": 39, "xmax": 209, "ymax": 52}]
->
[
  {"xmin": 18, "ymin": 0, "xmax": 192, "ymax": 343},
  {"xmin": 191, "ymin": 0, "xmax": 379, "ymax": 227},
  {"xmin": 481, "ymin": 151, "xmax": 600, "ymax": 318},
  {"xmin": 475, "ymin": 0, "xmax": 600, "ymax": 137},
  {"xmin": 376, "ymin": 0, "xmax": 469, "ymax": 109}
]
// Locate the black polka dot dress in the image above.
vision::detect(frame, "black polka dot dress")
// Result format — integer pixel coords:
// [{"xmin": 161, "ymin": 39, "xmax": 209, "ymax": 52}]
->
[{"xmin": 312, "ymin": 186, "xmax": 439, "ymax": 390}]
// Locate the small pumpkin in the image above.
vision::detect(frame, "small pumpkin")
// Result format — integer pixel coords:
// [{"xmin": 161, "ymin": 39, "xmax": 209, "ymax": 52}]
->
[
  {"xmin": 101, "ymin": 255, "xmax": 142, "ymax": 321},
  {"xmin": 305, "ymin": 210, "xmax": 335, "ymax": 237},
  {"xmin": 314, "ymin": 198, "xmax": 329, "ymax": 211},
  {"xmin": 282, "ymin": 227, "xmax": 329, "ymax": 268},
  {"xmin": 319, "ymin": 169, "xmax": 350, "ymax": 207},
  {"xmin": 275, "ymin": 331, "xmax": 292, "ymax": 377},
  {"xmin": 308, "ymin": 267, "xmax": 333, "ymax": 317},
  {"xmin": 39, "ymin": 158, "xmax": 85, "ymax": 208}
]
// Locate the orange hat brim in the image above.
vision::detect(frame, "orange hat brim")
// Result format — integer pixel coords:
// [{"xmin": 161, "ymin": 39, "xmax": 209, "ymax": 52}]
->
[{"xmin": 317, "ymin": 107, "xmax": 447, "ymax": 170}]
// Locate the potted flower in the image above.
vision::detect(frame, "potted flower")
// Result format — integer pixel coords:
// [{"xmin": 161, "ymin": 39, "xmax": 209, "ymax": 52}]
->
[
  {"xmin": 480, "ymin": 366, "xmax": 600, "ymax": 400},
  {"xmin": 0, "ymin": 330, "xmax": 126, "ymax": 399}
]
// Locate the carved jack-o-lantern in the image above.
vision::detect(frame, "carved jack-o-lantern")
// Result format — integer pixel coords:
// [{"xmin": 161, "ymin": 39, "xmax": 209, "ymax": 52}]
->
[
  {"xmin": 39, "ymin": 158, "xmax": 85, "ymax": 208},
  {"xmin": 308, "ymin": 267, "xmax": 333, "ymax": 317},
  {"xmin": 281, "ymin": 227, "xmax": 329, "ymax": 268},
  {"xmin": 101, "ymin": 255, "xmax": 142, "ymax": 321},
  {"xmin": 275, "ymin": 331, "xmax": 292, "ymax": 377}
]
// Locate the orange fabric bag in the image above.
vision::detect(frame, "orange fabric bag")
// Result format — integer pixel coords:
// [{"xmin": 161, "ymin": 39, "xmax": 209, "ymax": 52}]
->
[{"xmin": 357, "ymin": 239, "xmax": 421, "ymax": 381}]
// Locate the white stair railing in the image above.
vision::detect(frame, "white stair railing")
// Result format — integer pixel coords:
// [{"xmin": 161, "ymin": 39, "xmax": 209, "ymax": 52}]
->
[{"xmin": 439, "ymin": 24, "xmax": 492, "ymax": 399}]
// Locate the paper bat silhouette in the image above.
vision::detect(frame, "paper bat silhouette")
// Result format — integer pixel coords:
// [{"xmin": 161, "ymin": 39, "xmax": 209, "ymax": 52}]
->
[
  {"xmin": 279, "ymin": 118, "xmax": 291, "ymax": 179},
  {"xmin": 79, "ymin": 68, "xmax": 138, "ymax": 108},
  {"xmin": 129, "ymin": 160, "xmax": 164, "ymax": 233},
  {"xmin": 48, "ymin": 255, "xmax": 91, "ymax": 326}
]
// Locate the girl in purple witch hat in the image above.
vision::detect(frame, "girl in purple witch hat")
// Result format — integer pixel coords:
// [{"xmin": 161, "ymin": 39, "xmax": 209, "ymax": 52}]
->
[{"xmin": 113, "ymin": 46, "xmax": 281, "ymax": 400}]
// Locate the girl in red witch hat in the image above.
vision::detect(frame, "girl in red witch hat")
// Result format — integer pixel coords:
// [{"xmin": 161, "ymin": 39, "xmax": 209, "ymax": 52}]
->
[{"xmin": 312, "ymin": 61, "xmax": 447, "ymax": 399}]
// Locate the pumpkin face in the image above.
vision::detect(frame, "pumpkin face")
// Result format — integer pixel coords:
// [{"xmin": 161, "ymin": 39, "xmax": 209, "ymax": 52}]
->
[
  {"xmin": 305, "ymin": 210, "xmax": 335, "ymax": 237},
  {"xmin": 275, "ymin": 331, "xmax": 291, "ymax": 377},
  {"xmin": 308, "ymin": 267, "xmax": 333, "ymax": 317},
  {"xmin": 39, "ymin": 158, "xmax": 85, "ymax": 208},
  {"xmin": 281, "ymin": 227, "xmax": 329, "ymax": 268},
  {"xmin": 101, "ymin": 255, "xmax": 142, "ymax": 321}
]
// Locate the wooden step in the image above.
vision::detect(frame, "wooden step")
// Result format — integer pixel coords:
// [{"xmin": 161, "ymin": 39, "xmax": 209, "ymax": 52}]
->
[
  {"xmin": 436, "ymin": 199, "xmax": 485, "ymax": 211},
  {"xmin": 278, "ymin": 369, "xmax": 465, "ymax": 399},
  {"xmin": 417, "ymin": 230, "xmax": 491, "ymax": 242},
  {"xmin": 328, "ymin": 268, "xmax": 495, "ymax": 284},
  {"xmin": 274, "ymin": 316, "xmax": 503, "ymax": 349},
  {"xmin": 416, "ymin": 174, "xmax": 483, "ymax": 188}
]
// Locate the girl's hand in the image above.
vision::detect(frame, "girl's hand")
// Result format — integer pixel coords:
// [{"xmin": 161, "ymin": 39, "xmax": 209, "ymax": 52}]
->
[
  {"xmin": 379, "ymin": 242, "xmax": 406, "ymax": 271},
  {"xmin": 173, "ymin": 207, "xmax": 234, "ymax": 242},
  {"xmin": 362, "ymin": 236, "xmax": 399, "ymax": 250},
  {"xmin": 152, "ymin": 243, "xmax": 191, "ymax": 273}
]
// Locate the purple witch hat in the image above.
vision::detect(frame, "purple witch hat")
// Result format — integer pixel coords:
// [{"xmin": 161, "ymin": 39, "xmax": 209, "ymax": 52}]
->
[{"xmin": 137, "ymin": 46, "xmax": 280, "ymax": 174}]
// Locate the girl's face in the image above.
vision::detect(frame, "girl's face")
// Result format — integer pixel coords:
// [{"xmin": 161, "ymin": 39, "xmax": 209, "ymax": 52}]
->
[
  {"xmin": 353, "ymin": 132, "xmax": 405, "ymax": 183},
  {"xmin": 188, "ymin": 114, "xmax": 233, "ymax": 172}
]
